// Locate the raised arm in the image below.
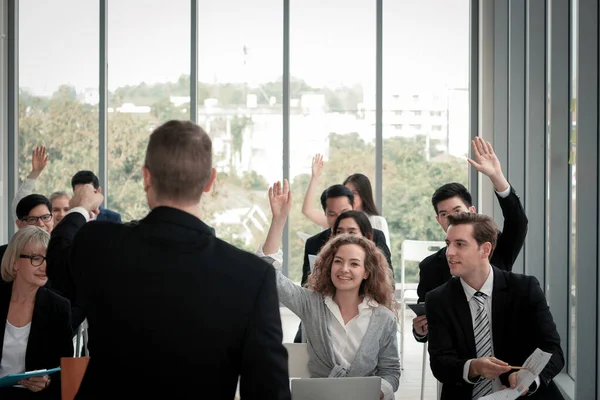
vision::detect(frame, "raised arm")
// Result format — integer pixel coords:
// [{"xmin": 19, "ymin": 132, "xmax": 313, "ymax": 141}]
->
[
  {"xmin": 260, "ymin": 180, "xmax": 314, "ymax": 318},
  {"xmin": 301, "ymin": 154, "xmax": 328, "ymax": 229},
  {"xmin": 12, "ymin": 145, "xmax": 48, "ymax": 222},
  {"xmin": 468, "ymin": 137, "xmax": 528, "ymax": 270}
]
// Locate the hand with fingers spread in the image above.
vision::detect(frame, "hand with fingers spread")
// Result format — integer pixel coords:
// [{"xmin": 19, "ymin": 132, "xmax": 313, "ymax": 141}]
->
[
  {"xmin": 311, "ymin": 154, "xmax": 324, "ymax": 179},
  {"xmin": 467, "ymin": 137, "xmax": 510, "ymax": 192},
  {"xmin": 29, "ymin": 145, "xmax": 49, "ymax": 180},
  {"xmin": 268, "ymin": 180, "xmax": 292, "ymax": 221},
  {"xmin": 469, "ymin": 356, "xmax": 512, "ymax": 380},
  {"xmin": 18, "ymin": 375, "xmax": 51, "ymax": 392}
]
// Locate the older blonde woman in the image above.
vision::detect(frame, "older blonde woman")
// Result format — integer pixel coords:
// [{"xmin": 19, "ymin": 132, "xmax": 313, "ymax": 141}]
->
[{"xmin": 0, "ymin": 226, "xmax": 73, "ymax": 399}]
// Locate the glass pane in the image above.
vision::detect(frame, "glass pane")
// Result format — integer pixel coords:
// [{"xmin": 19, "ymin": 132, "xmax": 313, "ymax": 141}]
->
[
  {"xmin": 568, "ymin": 0, "xmax": 577, "ymax": 379},
  {"xmin": 18, "ymin": 0, "xmax": 99, "ymax": 217},
  {"xmin": 107, "ymin": 0, "xmax": 190, "ymax": 221},
  {"xmin": 383, "ymin": 0, "xmax": 470, "ymax": 283},
  {"xmin": 289, "ymin": 0, "xmax": 376, "ymax": 283},
  {"xmin": 196, "ymin": 0, "xmax": 283, "ymax": 253}
]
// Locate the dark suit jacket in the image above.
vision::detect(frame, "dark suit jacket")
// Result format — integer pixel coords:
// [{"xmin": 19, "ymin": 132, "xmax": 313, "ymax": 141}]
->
[
  {"xmin": 49, "ymin": 207, "xmax": 290, "ymax": 400},
  {"xmin": 0, "ymin": 283, "xmax": 73, "ymax": 399},
  {"xmin": 425, "ymin": 267, "xmax": 564, "ymax": 400},
  {"xmin": 96, "ymin": 207, "xmax": 122, "ymax": 223},
  {"xmin": 414, "ymin": 187, "xmax": 528, "ymax": 342},
  {"xmin": 301, "ymin": 228, "xmax": 393, "ymax": 286}
]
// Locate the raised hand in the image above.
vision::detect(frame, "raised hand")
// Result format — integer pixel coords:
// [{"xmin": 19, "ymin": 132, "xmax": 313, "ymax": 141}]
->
[
  {"xmin": 268, "ymin": 180, "xmax": 292, "ymax": 220},
  {"xmin": 467, "ymin": 137, "xmax": 509, "ymax": 192},
  {"xmin": 29, "ymin": 145, "xmax": 48, "ymax": 179},
  {"xmin": 311, "ymin": 154, "xmax": 324, "ymax": 179}
]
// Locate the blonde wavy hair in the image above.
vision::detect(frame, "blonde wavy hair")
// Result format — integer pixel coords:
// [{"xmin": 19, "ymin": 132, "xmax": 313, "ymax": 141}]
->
[{"xmin": 308, "ymin": 234, "xmax": 397, "ymax": 313}]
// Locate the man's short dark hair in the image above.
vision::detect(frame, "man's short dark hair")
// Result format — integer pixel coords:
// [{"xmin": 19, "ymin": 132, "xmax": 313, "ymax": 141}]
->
[
  {"xmin": 320, "ymin": 184, "xmax": 354, "ymax": 211},
  {"xmin": 431, "ymin": 182, "xmax": 473, "ymax": 214},
  {"xmin": 447, "ymin": 213, "xmax": 498, "ymax": 259},
  {"xmin": 144, "ymin": 120, "xmax": 213, "ymax": 203},
  {"xmin": 16, "ymin": 194, "xmax": 52, "ymax": 220},
  {"xmin": 71, "ymin": 170, "xmax": 100, "ymax": 190}
]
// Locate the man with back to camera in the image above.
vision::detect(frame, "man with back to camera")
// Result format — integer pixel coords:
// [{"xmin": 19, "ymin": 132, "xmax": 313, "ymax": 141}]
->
[
  {"xmin": 413, "ymin": 137, "xmax": 528, "ymax": 342},
  {"xmin": 425, "ymin": 212, "xmax": 564, "ymax": 399},
  {"xmin": 47, "ymin": 120, "xmax": 291, "ymax": 399}
]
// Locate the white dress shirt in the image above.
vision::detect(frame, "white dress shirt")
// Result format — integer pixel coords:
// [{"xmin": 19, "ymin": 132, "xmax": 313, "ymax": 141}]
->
[{"xmin": 324, "ymin": 296, "xmax": 377, "ymax": 369}]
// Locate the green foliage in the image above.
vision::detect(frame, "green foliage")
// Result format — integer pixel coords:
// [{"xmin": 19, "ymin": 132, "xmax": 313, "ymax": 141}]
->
[{"xmin": 17, "ymin": 77, "xmax": 467, "ymax": 285}]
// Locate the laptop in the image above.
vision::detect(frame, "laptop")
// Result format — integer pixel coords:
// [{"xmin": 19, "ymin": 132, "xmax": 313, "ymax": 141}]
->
[{"xmin": 291, "ymin": 376, "xmax": 381, "ymax": 400}]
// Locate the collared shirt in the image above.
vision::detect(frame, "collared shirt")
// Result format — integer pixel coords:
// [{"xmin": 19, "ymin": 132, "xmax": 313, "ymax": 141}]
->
[{"xmin": 324, "ymin": 296, "xmax": 377, "ymax": 369}]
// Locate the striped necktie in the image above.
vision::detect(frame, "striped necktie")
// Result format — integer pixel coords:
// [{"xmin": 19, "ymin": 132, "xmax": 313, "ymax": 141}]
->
[{"xmin": 472, "ymin": 291, "xmax": 492, "ymax": 399}]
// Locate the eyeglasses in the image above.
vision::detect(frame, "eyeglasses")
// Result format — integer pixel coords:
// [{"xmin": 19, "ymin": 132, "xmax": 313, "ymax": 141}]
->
[
  {"xmin": 19, "ymin": 254, "xmax": 47, "ymax": 267},
  {"xmin": 21, "ymin": 214, "xmax": 52, "ymax": 225}
]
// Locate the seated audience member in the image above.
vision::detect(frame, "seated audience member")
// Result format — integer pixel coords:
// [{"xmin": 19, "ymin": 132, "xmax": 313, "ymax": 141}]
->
[
  {"xmin": 0, "ymin": 226, "xmax": 73, "ymax": 399},
  {"xmin": 413, "ymin": 137, "xmax": 528, "ymax": 343},
  {"xmin": 426, "ymin": 213, "xmax": 563, "ymax": 400},
  {"xmin": 258, "ymin": 180, "xmax": 400, "ymax": 400},
  {"xmin": 333, "ymin": 210, "xmax": 374, "ymax": 239},
  {"xmin": 302, "ymin": 154, "xmax": 391, "ymax": 247},
  {"xmin": 11, "ymin": 146, "xmax": 72, "ymax": 226},
  {"xmin": 71, "ymin": 170, "xmax": 122, "ymax": 223},
  {"xmin": 1, "ymin": 195, "xmax": 54, "ymax": 264},
  {"xmin": 49, "ymin": 192, "xmax": 71, "ymax": 225},
  {"xmin": 302, "ymin": 184, "xmax": 391, "ymax": 287}
]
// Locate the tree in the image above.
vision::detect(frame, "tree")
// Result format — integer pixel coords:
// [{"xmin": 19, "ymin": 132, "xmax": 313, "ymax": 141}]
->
[{"xmin": 229, "ymin": 115, "xmax": 252, "ymax": 170}]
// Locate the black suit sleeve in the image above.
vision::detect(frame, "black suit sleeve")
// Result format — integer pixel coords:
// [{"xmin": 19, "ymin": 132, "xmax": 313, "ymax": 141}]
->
[
  {"xmin": 239, "ymin": 266, "xmax": 291, "ymax": 400},
  {"xmin": 374, "ymin": 229, "xmax": 393, "ymax": 274},
  {"xmin": 426, "ymin": 289, "xmax": 471, "ymax": 385},
  {"xmin": 526, "ymin": 277, "xmax": 564, "ymax": 388},
  {"xmin": 493, "ymin": 187, "xmax": 528, "ymax": 271},
  {"xmin": 301, "ymin": 238, "xmax": 313, "ymax": 286}
]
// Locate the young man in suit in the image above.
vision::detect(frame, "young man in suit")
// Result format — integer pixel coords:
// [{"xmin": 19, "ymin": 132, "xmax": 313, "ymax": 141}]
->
[
  {"xmin": 71, "ymin": 170, "xmax": 122, "ymax": 223},
  {"xmin": 413, "ymin": 137, "xmax": 528, "ymax": 342},
  {"xmin": 426, "ymin": 212, "xmax": 564, "ymax": 400},
  {"xmin": 48, "ymin": 120, "xmax": 291, "ymax": 399}
]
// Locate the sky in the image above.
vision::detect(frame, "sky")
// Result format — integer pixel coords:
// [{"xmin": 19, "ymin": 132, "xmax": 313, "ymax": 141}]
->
[{"xmin": 18, "ymin": 0, "xmax": 469, "ymax": 95}]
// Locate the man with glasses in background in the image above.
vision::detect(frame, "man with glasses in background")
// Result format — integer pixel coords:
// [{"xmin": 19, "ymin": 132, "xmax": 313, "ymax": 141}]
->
[{"xmin": 0, "ymin": 194, "xmax": 54, "ymax": 274}]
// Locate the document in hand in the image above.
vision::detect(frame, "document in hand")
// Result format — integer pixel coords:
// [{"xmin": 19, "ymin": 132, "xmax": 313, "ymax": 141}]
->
[
  {"xmin": 0, "ymin": 367, "xmax": 61, "ymax": 387},
  {"xmin": 479, "ymin": 348, "xmax": 553, "ymax": 400}
]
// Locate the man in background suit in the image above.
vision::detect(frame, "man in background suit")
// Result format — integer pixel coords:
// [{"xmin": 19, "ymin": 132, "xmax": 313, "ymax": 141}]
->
[
  {"xmin": 413, "ymin": 137, "xmax": 528, "ymax": 342},
  {"xmin": 426, "ymin": 212, "xmax": 564, "ymax": 400},
  {"xmin": 48, "ymin": 120, "xmax": 291, "ymax": 399},
  {"xmin": 71, "ymin": 170, "xmax": 122, "ymax": 223},
  {"xmin": 301, "ymin": 184, "xmax": 392, "ymax": 286}
]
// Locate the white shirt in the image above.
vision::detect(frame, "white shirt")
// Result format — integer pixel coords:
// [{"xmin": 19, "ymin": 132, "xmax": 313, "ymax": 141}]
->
[
  {"xmin": 461, "ymin": 267, "xmax": 539, "ymax": 393},
  {"xmin": 324, "ymin": 296, "xmax": 376, "ymax": 369},
  {"xmin": 0, "ymin": 321, "xmax": 31, "ymax": 378},
  {"xmin": 368, "ymin": 215, "xmax": 391, "ymax": 249}
]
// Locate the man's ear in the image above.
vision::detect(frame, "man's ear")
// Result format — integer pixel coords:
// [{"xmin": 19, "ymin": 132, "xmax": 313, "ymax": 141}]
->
[
  {"xmin": 203, "ymin": 168, "xmax": 217, "ymax": 193},
  {"xmin": 142, "ymin": 166, "xmax": 152, "ymax": 193},
  {"xmin": 469, "ymin": 206, "xmax": 476, "ymax": 213},
  {"xmin": 96, "ymin": 187, "xmax": 102, "ymax": 194},
  {"xmin": 481, "ymin": 242, "xmax": 492, "ymax": 259},
  {"xmin": 15, "ymin": 220, "xmax": 23, "ymax": 229}
]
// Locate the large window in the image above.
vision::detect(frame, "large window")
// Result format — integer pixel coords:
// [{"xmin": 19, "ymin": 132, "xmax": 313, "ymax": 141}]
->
[
  {"xmin": 288, "ymin": 0, "xmax": 376, "ymax": 282},
  {"xmin": 196, "ymin": 0, "xmax": 283, "ymax": 253},
  {"xmin": 107, "ymin": 0, "xmax": 191, "ymax": 221},
  {"xmin": 568, "ymin": 0, "xmax": 578, "ymax": 378},
  {"xmin": 18, "ymin": 0, "xmax": 99, "ymax": 206},
  {"xmin": 382, "ymin": 0, "xmax": 470, "ymax": 282}
]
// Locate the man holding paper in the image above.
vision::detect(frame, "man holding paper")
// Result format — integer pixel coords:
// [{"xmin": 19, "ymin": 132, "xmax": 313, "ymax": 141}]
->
[{"xmin": 425, "ymin": 213, "xmax": 564, "ymax": 400}]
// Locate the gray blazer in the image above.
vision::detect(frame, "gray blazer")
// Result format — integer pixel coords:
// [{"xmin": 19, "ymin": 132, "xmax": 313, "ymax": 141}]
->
[{"xmin": 260, "ymin": 253, "xmax": 401, "ymax": 399}]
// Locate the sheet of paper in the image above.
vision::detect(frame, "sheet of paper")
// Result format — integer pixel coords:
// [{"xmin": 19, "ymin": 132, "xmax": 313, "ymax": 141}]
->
[
  {"xmin": 308, "ymin": 255, "xmax": 317, "ymax": 272},
  {"xmin": 479, "ymin": 348, "xmax": 553, "ymax": 400}
]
